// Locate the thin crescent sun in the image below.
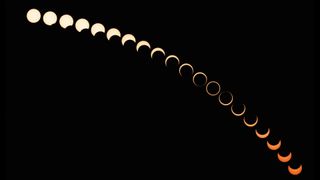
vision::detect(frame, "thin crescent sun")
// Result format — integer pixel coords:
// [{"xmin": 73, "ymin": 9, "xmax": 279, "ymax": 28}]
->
[
  {"xmin": 205, "ymin": 81, "xmax": 221, "ymax": 97},
  {"xmin": 179, "ymin": 63, "xmax": 194, "ymax": 77},
  {"xmin": 150, "ymin": 47, "xmax": 165, "ymax": 58},
  {"xmin": 255, "ymin": 128, "xmax": 270, "ymax": 139},
  {"xmin": 277, "ymin": 152, "xmax": 292, "ymax": 163},
  {"xmin": 231, "ymin": 104, "xmax": 246, "ymax": 117},
  {"xmin": 267, "ymin": 140, "xmax": 281, "ymax": 151},
  {"xmin": 243, "ymin": 116, "xmax": 259, "ymax": 128},
  {"xmin": 288, "ymin": 164, "xmax": 302, "ymax": 175},
  {"xmin": 192, "ymin": 72, "xmax": 208, "ymax": 87},
  {"xmin": 218, "ymin": 91, "xmax": 234, "ymax": 106},
  {"xmin": 136, "ymin": 40, "xmax": 151, "ymax": 52},
  {"xmin": 106, "ymin": 28, "xmax": 121, "ymax": 40},
  {"xmin": 121, "ymin": 34, "xmax": 136, "ymax": 46},
  {"xmin": 165, "ymin": 55, "xmax": 180, "ymax": 67}
]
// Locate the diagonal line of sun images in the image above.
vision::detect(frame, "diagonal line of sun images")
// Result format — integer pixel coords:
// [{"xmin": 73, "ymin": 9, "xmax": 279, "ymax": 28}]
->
[{"xmin": 26, "ymin": 8, "xmax": 303, "ymax": 176}]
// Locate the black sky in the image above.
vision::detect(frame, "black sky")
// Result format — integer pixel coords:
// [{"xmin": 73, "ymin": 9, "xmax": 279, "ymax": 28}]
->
[{"xmin": 5, "ymin": 0, "xmax": 315, "ymax": 179}]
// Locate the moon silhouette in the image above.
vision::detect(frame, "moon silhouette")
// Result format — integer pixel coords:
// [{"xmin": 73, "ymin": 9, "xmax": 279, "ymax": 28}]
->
[
  {"xmin": 150, "ymin": 47, "xmax": 165, "ymax": 58},
  {"xmin": 179, "ymin": 63, "xmax": 194, "ymax": 77},
  {"xmin": 75, "ymin": 18, "xmax": 90, "ymax": 32},
  {"xmin": 205, "ymin": 81, "xmax": 221, "ymax": 96},
  {"xmin": 255, "ymin": 128, "xmax": 270, "ymax": 139},
  {"xmin": 288, "ymin": 164, "xmax": 302, "ymax": 175},
  {"xmin": 277, "ymin": 152, "xmax": 292, "ymax": 163},
  {"xmin": 136, "ymin": 40, "xmax": 151, "ymax": 52},
  {"xmin": 43, "ymin": 11, "xmax": 57, "ymax": 26},
  {"xmin": 165, "ymin": 55, "xmax": 180, "ymax": 67},
  {"xmin": 59, "ymin": 14, "xmax": 73, "ymax": 29},
  {"xmin": 26, "ymin": 8, "xmax": 41, "ymax": 23},
  {"xmin": 121, "ymin": 34, "xmax": 136, "ymax": 46},
  {"xmin": 218, "ymin": 91, "xmax": 234, "ymax": 106},
  {"xmin": 267, "ymin": 140, "xmax": 281, "ymax": 151},
  {"xmin": 192, "ymin": 72, "xmax": 208, "ymax": 87},
  {"xmin": 106, "ymin": 28, "xmax": 121, "ymax": 40},
  {"xmin": 91, "ymin": 23, "xmax": 105, "ymax": 36},
  {"xmin": 243, "ymin": 116, "xmax": 259, "ymax": 127},
  {"xmin": 231, "ymin": 104, "xmax": 246, "ymax": 116}
]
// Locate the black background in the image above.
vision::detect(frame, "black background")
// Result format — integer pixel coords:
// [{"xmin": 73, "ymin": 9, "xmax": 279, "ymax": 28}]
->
[{"xmin": 5, "ymin": 0, "xmax": 315, "ymax": 179}]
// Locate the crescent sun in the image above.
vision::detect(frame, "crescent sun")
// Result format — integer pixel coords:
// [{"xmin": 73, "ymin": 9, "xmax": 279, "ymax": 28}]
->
[
  {"xmin": 179, "ymin": 63, "xmax": 194, "ymax": 77},
  {"xmin": 106, "ymin": 28, "xmax": 121, "ymax": 40},
  {"xmin": 205, "ymin": 81, "xmax": 221, "ymax": 97},
  {"xmin": 121, "ymin": 34, "xmax": 136, "ymax": 46},
  {"xmin": 136, "ymin": 40, "xmax": 151, "ymax": 52},
  {"xmin": 150, "ymin": 47, "xmax": 165, "ymax": 58},
  {"xmin": 267, "ymin": 140, "xmax": 281, "ymax": 151},
  {"xmin": 277, "ymin": 152, "xmax": 292, "ymax": 163},
  {"xmin": 192, "ymin": 72, "xmax": 208, "ymax": 87},
  {"xmin": 91, "ymin": 23, "xmax": 105, "ymax": 36},
  {"xmin": 231, "ymin": 104, "xmax": 246, "ymax": 117},
  {"xmin": 218, "ymin": 91, "xmax": 234, "ymax": 106},
  {"xmin": 255, "ymin": 128, "xmax": 270, "ymax": 139},
  {"xmin": 59, "ymin": 14, "xmax": 74, "ymax": 29},
  {"xmin": 288, "ymin": 164, "xmax": 302, "ymax": 175},
  {"xmin": 75, "ymin": 18, "xmax": 90, "ymax": 32},
  {"xmin": 243, "ymin": 116, "xmax": 259, "ymax": 128},
  {"xmin": 165, "ymin": 55, "xmax": 180, "ymax": 67}
]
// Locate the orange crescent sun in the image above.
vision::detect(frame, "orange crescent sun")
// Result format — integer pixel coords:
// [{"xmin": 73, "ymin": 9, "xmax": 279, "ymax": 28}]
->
[
  {"xmin": 267, "ymin": 140, "xmax": 281, "ymax": 151},
  {"xmin": 288, "ymin": 164, "xmax": 302, "ymax": 175},
  {"xmin": 277, "ymin": 152, "xmax": 292, "ymax": 163},
  {"xmin": 255, "ymin": 128, "xmax": 270, "ymax": 139}
]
